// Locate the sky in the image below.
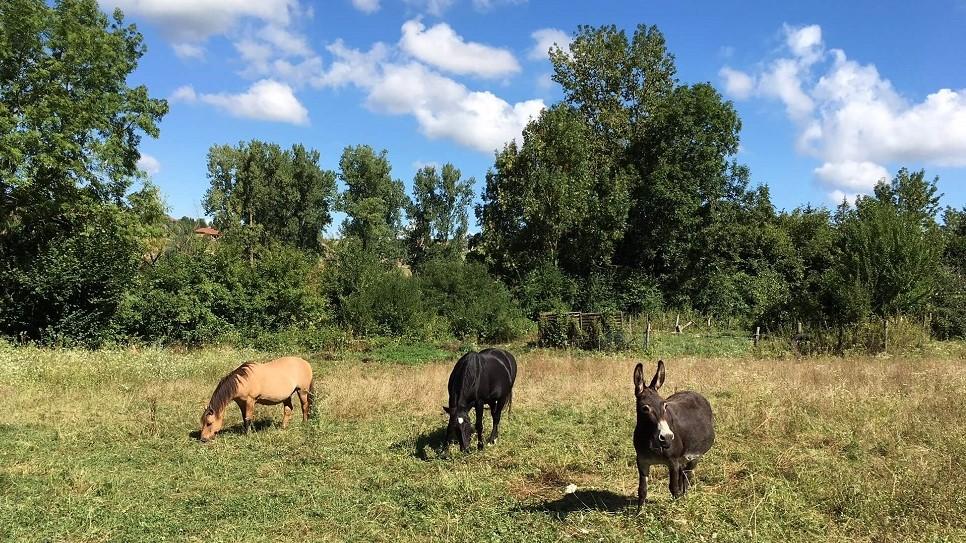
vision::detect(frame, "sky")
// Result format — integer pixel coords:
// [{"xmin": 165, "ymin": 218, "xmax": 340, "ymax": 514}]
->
[{"xmin": 101, "ymin": 0, "xmax": 966, "ymax": 222}]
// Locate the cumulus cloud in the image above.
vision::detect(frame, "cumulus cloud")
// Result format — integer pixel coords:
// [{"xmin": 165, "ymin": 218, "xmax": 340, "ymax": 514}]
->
[
  {"xmin": 403, "ymin": 0, "xmax": 455, "ymax": 16},
  {"xmin": 137, "ymin": 154, "xmax": 161, "ymax": 176},
  {"xmin": 171, "ymin": 43, "xmax": 205, "ymax": 60},
  {"xmin": 169, "ymin": 85, "xmax": 198, "ymax": 102},
  {"xmin": 351, "ymin": 0, "xmax": 380, "ymax": 14},
  {"xmin": 183, "ymin": 80, "xmax": 309, "ymax": 125},
  {"xmin": 528, "ymin": 28, "xmax": 570, "ymax": 60},
  {"xmin": 100, "ymin": 0, "xmax": 297, "ymax": 43},
  {"xmin": 399, "ymin": 20, "xmax": 520, "ymax": 78},
  {"xmin": 316, "ymin": 42, "xmax": 543, "ymax": 153},
  {"xmin": 719, "ymin": 23, "xmax": 966, "ymax": 198}
]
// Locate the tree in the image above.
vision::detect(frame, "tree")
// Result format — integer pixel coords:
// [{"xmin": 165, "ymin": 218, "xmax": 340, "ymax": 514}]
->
[
  {"xmin": 829, "ymin": 170, "xmax": 944, "ymax": 319},
  {"xmin": 0, "ymin": 0, "xmax": 167, "ymax": 344},
  {"xmin": 407, "ymin": 163, "xmax": 473, "ymax": 266},
  {"xmin": 338, "ymin": 145, "xmax": 408, "ymax": 259},
  {"xmin": 202, "ymin": 141, "xmax": 336, "ymax": 254}
]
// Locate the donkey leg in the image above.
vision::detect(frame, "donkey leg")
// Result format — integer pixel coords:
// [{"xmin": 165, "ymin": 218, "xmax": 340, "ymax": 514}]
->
[
  {"xmin": 669, "ymin": 464, "xmax": 684, "ymax": 499},
  {"xmin": 474, "ymin": 403, "xmax": 485, "ymax": 450},
  {"xmin": 681, "ymin": 459, "xmax": 697, "ymax": 495},
  {"xmin": 281, "ymin": 397, "xmax": 294, "ymax": 429},
  {"xmin": 636, "ymin": 458, "xmax": 650, "ymax": 512},
  {"xmin": 487, "ymin": 400, "xmax": 503, "ymax": 444},
  {"xmin": 297, "ymin": 389, "xmax": 310, "ymax": 421}
]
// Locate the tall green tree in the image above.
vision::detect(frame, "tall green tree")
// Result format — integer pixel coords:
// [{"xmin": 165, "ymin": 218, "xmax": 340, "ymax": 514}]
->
[
  {"xmin": 829, "ymin": 169, "xmax": 944, "ymax": 320},
  {"xmin": 407, "ymin": 163, "xmax": 473, "ymax": 265},
  {"xmin": 0, "ymin": 0, "xmax": 167, "ymax": 344},
  {"xmin": 202, "ymin": 141, "xmax": 336, "ymax": 253},
  {"xmin": 338, "ymin": 145, "xmax": 408, "ymax": 259}
]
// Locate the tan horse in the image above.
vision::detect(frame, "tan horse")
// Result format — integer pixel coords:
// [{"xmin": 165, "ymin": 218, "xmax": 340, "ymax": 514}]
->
[{"xmin": 199, "ymin": 356, "xmax": 313, "ymax": 442}]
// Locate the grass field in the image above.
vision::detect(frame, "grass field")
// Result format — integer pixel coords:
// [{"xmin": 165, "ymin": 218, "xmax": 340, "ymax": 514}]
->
[{"xmin": 1, "ymin": 343, "xmax": 965, "ymax": 542}]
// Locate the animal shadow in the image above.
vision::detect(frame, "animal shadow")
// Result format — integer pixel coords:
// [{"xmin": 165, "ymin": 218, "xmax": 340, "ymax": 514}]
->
[
  {"xmin": 188, "ymin": 419, "xmax": 275, "ymax": 441},
  {"xmin": 390, "ymin": 425, "xmax": 449, "ymax": 461},
  {"xmin": 523, "ymin": 489, "xmax": 634, "ymax": 519}
]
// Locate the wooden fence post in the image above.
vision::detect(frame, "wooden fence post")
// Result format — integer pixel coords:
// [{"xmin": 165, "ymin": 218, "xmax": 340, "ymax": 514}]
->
[
  {"xmin": 674, "ymin": 314, "xmax": 680, "ymax": 334},
  {"xmin": 753, "ymin": 326, "xmax": 760, "ymax": 348}
]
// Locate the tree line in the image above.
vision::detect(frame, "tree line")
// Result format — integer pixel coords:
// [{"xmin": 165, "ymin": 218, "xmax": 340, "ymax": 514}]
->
[{"xmin": 1, "ymin": 0, "xmax": 963, "ymax": 348}]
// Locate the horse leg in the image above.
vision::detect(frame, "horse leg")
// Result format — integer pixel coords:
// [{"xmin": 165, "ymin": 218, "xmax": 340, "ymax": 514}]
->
[
  {"xmin": 475, "ymin": 402, "xmax": 485, "ymax": 451},
  {"xmin": 636, "ymin": 457, "xmax": 650, "ymax": 512},
  {"xmin": 242, "ymin": 399, "xmax": 255, "ymax": 434},
  {"xmin": 281, "ymin": 397, "xmax": 294, "ymax": 429},
  {"xmin": 487, "ymin": 400, "xmax": 503, "ymax": 444},
  {"xmin": 297, "ymin": 389, "xmax": 310, "ymax": 421}
]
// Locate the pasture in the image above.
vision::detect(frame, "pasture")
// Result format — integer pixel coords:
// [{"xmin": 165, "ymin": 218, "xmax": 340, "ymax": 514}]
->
[{"xmin": 1, "ymin": 344, "xmax": 964, "ymax": 542}]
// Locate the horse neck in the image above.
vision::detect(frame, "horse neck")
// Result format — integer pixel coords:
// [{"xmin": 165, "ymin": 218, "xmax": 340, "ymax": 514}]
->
[{"xmin": 208, "ymin": 373, "xmax": 246, "ymax": 417}]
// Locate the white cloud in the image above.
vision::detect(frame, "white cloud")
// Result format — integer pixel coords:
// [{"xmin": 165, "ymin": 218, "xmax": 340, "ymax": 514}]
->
[
  {"xmin": 719, "ymin": 23, "xmax": 966, "ymax": 198},
  {"xmin": 814, "ymin": 160, "xmax": 889, "ymax": 192},
  {"xmin": 403, "ymin": 0, "xmax": 455, "ymax": 16},
  {"xmin": 472, "ymin": 0, "xmax": 526, "ymax": 11},
  {"xmin": 169, "ymin": 85, "xmax": 198, "ymax": 102},
  {"xmin": 351, "ymin": 0, "xmax": 380, "ymax": 13},
  {"xmin": 137, "ymin": 154, "xmax": 161, "ymax": 176},
  {"xmin": 316, "ymin": 43, "xmax": 544, "ymax": 153},
  {"xmin": 197, "ymin": 79, "xmax": 309, "ymax": 125},
  {"xmin": 171, "ymin": 43, "xmax": 205, "ymax": 60},
  {"xmin": 100, "ymin": 0, "xmax": 297, "ymax": 43},
  {"xmin": 313, "ymin": 40, "xmax": 389, "ymax": 88},
  {"xmin": 399, "ymin": 20, "xmax": 520, "ymax": 78},
  {"xmin": 528, "ymin": 28, "xmax": 570, "ymax": 61},
  {"xmin": 718, "ymin": 67, "xmax": 755, "ymax": 99},
  {"xmin": 366, "ymin": 62, "xmax": 543, "ymax": 152}
]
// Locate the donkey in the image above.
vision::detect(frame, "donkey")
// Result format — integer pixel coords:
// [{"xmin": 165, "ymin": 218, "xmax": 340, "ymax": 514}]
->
[
  {"xmin": 633, "ymin": 360, "xmax": 714, "ymax": 509},
  {"xmin": 441, "ymin": 348, "xmax": 517, "ymax": 457},
  {"xmin": 199, "ymin": 356, "xmax": 313, "ymax": 442}
]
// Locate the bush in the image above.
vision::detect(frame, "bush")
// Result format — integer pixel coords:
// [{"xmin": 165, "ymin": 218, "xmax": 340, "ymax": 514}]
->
[
  {"xmin": 0, "ymin": 207, "xmax": 140, "ymax": 346},
  {"xmin": 417, "ymin": 259, "xmax": 529, "ymax": 342}
]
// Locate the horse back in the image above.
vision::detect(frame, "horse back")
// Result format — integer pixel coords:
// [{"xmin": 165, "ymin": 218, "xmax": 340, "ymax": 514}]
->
[
  {"xmin": 447, "ymin": 349, "xmax": 516, "ymax": 407},
  {"xmin": 249, "ymin": 357, "xmax": 313, "ymax": 402}
]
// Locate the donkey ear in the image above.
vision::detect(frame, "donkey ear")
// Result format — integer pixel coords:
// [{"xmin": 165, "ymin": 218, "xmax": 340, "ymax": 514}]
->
[
  {"xmin": 649, "ymin": 359, "xmax": 666, "ymax": 390},
  {"xmin": 633, "ymin": 363, "xmax": 645, "ymax": 396}
]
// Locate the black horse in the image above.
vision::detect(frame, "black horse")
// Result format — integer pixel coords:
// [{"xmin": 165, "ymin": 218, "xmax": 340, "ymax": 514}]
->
[
  {"xmin": 633, "ymin": 360, "xmax": 714, "ymax": 510},
  {"xmin": 441, "ymin": 348, "xmax": 517, "ymax": 456}
]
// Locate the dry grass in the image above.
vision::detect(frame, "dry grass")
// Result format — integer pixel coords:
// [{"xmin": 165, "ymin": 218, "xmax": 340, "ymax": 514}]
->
[{"xmin": 1, "ymin": 344, "xmax": 965, "ymax": 542}]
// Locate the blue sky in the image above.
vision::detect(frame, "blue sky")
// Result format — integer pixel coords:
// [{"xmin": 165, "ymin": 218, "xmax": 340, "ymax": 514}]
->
[{"xmin": 103, "ymin": 0, "xmax": 966, "ymax": 222}]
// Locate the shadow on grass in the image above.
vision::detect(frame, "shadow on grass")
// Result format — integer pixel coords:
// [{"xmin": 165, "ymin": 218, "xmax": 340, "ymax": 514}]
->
[
  {"xmin": 522, "ymin": 489, "xmax": 634, "ymax": 519},
  {"xmin": 188, "ymin": 419, "xmax": 276, "ymax": 441}
]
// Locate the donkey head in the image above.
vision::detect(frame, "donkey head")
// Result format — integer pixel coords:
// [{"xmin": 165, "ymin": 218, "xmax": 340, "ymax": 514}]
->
[
  {"xmin": 633, "ymin": 360, "xmax": 675, "ymax": 450},
  {"xmin": 443, "ymin": 405, "xmax": 473, "ymax": 452}
]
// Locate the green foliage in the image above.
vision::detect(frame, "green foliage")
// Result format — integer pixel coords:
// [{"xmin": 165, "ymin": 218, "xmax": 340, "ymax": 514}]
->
[
  {"xmin": 338, "ymin": 145, "xmax": 408, "ymax": 258},
  {"xmin": 417, "ymin": 259, "xmax": 529, "ymax": 342},
  {"xmin": 407, "ymin": 164, "xmax": 473, "ymax": 266},
  {"xmin": 0, "ymin": 206, "xmax": 140, "ymax": 346},
  {"xmin": 118, "ymin": 236, "xmax": 327, "ymax": 345},
  {"xmin": 830, "ymin": 169, "xmax": 944, "ymax": 319},
  {"xmin": 203, "ymin": 141, "xmax": 337, "ymax": 253}
]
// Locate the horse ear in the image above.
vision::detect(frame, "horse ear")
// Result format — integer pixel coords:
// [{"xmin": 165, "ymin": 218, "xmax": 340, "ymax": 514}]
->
[
  {"xmin": 649, "ymin": 359, "xmax": 666, "ymax": 390},
  {"xmin": 442, "ymin": 406, "xmax": 452, "ymax": 415},
  {"xmin": 633, "ymin": 363, "xmax": 645, "ymax": 396}
]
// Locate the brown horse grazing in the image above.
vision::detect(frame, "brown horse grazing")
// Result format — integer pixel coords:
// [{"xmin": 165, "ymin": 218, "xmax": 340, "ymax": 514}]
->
[
  {"xmin": 633, "ymin": 360, "xmax": 714, "ymax": 510},
  {"xmin": 199, "ymin": 356, "xmax": 313, "ymax": 442}
]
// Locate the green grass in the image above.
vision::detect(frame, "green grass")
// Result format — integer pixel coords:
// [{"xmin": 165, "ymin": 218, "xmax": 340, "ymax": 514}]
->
[{"xmin": 1, "ymin": 344, "xmax": 965, "ymax": 541}]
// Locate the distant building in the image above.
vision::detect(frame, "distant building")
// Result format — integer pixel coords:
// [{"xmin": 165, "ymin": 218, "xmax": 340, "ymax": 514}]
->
[{"xmin": 193, "ymin": 226, "xmax": 222, "ymax": 239}]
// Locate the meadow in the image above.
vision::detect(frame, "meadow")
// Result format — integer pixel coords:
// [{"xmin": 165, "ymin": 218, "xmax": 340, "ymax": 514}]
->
[{"xmin": 1, "ymin": 342, "xmax": 965, "ymax": 542}]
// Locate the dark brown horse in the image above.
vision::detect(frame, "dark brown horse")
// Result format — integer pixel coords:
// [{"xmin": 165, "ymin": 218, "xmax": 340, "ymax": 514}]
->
[
  {"xmin": 441, "ymin": 348, "xmax": 517, "ymax": 457},
  {"xmin": 633, "ymin": 360, "xmax": 714, "ymax": 509}
]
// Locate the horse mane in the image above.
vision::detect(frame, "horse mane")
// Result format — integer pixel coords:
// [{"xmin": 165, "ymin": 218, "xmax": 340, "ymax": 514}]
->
[
  {"xmin": 459, "ymin": 352, "xmax": 483, "ymax": 403},
  {"xmin": 206, "ymin": 362, "xmax": 254, "ymax": 415}
]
